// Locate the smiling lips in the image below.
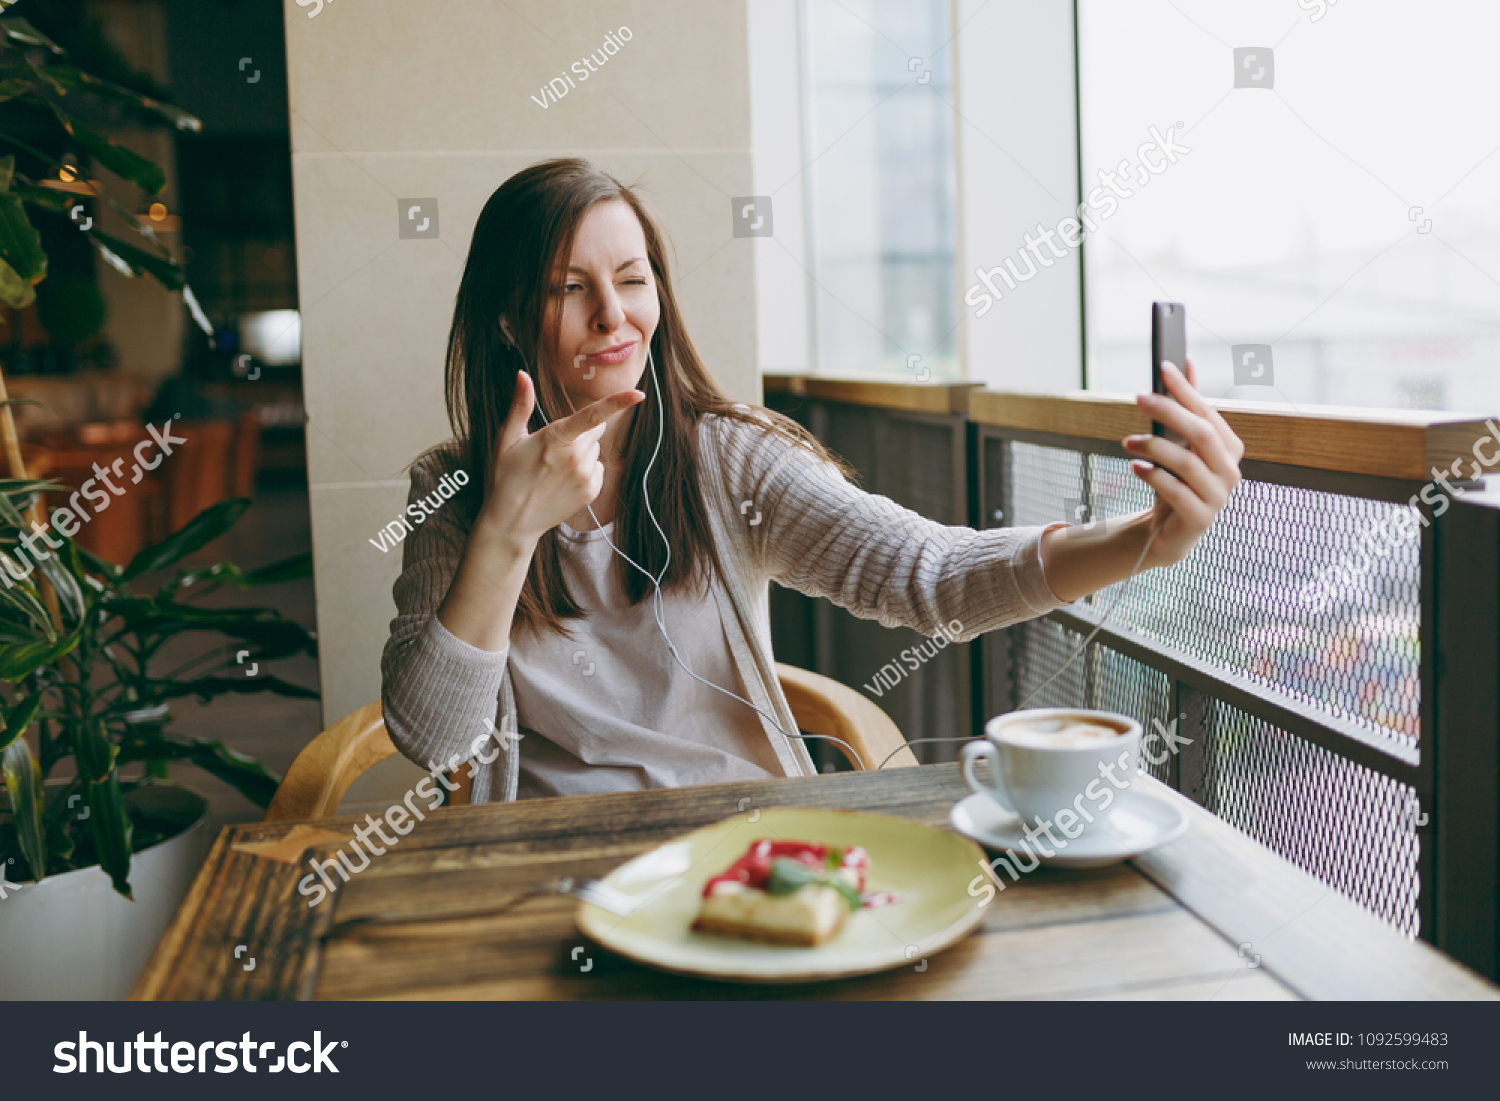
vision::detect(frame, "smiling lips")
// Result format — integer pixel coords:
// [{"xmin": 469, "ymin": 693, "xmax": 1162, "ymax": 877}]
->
[{"xmin": 583, "ymin": 340, "xmax": 636, "ymax": 365}]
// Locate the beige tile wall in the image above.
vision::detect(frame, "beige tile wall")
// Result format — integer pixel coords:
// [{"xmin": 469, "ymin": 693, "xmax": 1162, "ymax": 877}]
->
[{"xmin": 282, "ymin": 1, "xmax": 760, "ymax": 769}]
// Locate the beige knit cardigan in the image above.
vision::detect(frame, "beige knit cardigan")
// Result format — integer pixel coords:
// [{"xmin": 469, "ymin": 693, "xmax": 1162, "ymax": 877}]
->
[{"xmin": 380, "ymin": 412, "xmax": 1066, "ymax": 802}]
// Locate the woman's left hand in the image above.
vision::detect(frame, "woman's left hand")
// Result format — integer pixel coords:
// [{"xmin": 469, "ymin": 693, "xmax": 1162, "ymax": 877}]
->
[{"xmin": 1124, "ymin": 359, "xmax": 1245, "ymax": 568}]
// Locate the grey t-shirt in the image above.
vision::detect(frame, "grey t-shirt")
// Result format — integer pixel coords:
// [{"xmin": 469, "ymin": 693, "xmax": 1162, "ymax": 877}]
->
[{"xmin": 508, "ymin": 520, "xmax": 785, "ymax": 797}]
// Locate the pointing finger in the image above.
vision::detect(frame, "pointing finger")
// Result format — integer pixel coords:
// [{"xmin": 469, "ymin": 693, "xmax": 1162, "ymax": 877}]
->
[{"xmin": 550, "ymin": 389, "xmax": 645, "ymax": 444}]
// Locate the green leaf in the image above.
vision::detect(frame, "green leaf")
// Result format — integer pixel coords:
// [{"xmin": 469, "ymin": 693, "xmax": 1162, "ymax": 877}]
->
[
  {"xmin": 36, "ymin": 547, "xmax": 85, "ymax": 624},
  {"xmin": 823, "ymin": 873, "xmax": 863, "ymax": 911},
  {"xmin": 100, "ymin": 599, "xmax": 315, "ymax": 661},
  {"xmin": 104, "ymin": 597, "xmax": 260, "ymax": 626},
  {"xmin": 118, "ymin": 734, "xmax": 280, "ymax": 808},
  {"xmin": 148, "ymin": 674, "xmax": 320, "ymax": 703},
  {"xmin": 165, "ymin": 552, "xmax": 314, "ymax": 595},
  {"xmin": 0, "ymin": 685, "xmax": 45, "ymax": 753},
  {"xmin": 120, "ymin": 498, "xmax": 250, "ymax": 581},
  {"xmin": 0, "ymin": 475, "xmax": 58, "ymax": 506},
  {"xmin": 155, "ymin": 618, "xmax": 314, "ymax": 661},
  {"xmin": 0, "ymin": 153, "xmax": 13, "ymax": 191},
  {"xmin": 85, "ymin": 773, "xmax": 133, "ymax": 898},
  {"xmin": 69, "ymin": 714, "xmax": 116, "ymax": 782},
  {"xmin": 0, "ymin": 16, "xmax": 66, "ymax": 53},
  {"xmin": 0, "ymin": 77, "xmax": 33, "ymax": 105},
  {"xmin": 0, "ymin": 187, "xmax": 46, "ymax": 282},
  {"xmin": 764, "ymin": 856, "xmax": 821, "ymax": 894},
  {"xmin": 2, "ymin": 736, "xmax": 45, "ymax": 882},
  {"xmin": 39, "ymin": 63, "xmax": 201, "ymax": 132},
  {"xmin": 74, "ymin": 542, "xmax": 124, "ymax": 579},
  {"xmin": 764, "ymin": 856, "xmax": 861, "ymax": 911},
  {"xmin": 42, "ymin": 802, "xmax": 75, "ymax": 865},
  {"xmin": 87, "ymin": 227, "xmax": 184, "ymax": 290},
  {"xmin": 0, "ymin": 571, "xmax": 56, "ymax": 640},
  {"xmin": 0, "ymin": 256, "xmax": 32, "ymax": 308},
  {"xmin": 24, "ymin": 60, "xmax": 67, "ymax": 98},
  {"xmin": 0, "ymin": 632, "xmax": 77, "ymax": 680},
  {"xmin": 12, "ymin": 180, "xmax": 71, "ymax": 215},
  {"xmin": 49, "ymin": 104, "xmax": 166, "ymax": 193},
  {"xmin": 241, "ymin": 553, "xmax": 315, "ymax": 586}
]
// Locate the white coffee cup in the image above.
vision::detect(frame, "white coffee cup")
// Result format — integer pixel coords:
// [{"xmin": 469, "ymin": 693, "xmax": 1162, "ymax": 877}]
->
[{"xmin": 961, "ymin": 709, "xmax": 1141, "ymax": 833}]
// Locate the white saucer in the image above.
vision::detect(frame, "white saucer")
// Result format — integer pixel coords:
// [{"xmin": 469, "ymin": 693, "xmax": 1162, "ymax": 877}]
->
[{"xmin": 949, "ymin": 789, "xmax": 1189, "ymax": 869}]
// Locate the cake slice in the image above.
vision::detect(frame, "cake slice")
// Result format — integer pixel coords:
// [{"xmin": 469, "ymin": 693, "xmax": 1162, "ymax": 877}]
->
[{"xmin": 693, "ymin": 840, "xmax": 868, "ymax": 946}]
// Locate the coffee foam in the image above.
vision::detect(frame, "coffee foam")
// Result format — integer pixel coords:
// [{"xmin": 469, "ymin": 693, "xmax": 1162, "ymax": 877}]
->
[{"xmin": 998, "ymin": 717, "xmax": 1125, "ymax": 748}]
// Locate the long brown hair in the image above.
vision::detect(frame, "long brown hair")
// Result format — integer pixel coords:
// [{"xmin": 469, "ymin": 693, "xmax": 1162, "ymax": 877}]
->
[{"xmin": 443, "ymin": 158, "xmax": 841, "ymax": 637}]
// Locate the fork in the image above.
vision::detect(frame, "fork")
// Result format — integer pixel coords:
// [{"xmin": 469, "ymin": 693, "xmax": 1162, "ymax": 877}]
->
[
  {"xmin": 556, "ymin": 875, "xmax": 638, "ymax": 917},
  {"xmin": 323, "ymin": 874, "xmax": 639, "ymax": 935}
]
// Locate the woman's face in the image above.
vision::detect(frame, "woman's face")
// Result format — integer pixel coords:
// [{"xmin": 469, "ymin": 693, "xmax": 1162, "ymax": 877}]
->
[{"xmin": 544, "ymin": 198, "xmax": 659, "ymax": 409}]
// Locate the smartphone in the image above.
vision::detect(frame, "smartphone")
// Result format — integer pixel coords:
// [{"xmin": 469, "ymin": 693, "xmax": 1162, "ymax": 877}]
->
[{"xmin": 1150, "ymin": 302, "xmax": 1188, "ymax": 458}]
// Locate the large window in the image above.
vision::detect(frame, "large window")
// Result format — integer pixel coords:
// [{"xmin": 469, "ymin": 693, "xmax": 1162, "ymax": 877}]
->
[
  {"xmin": 1079, "ymin": 0, "xmax": 1500, "ymax": 414},
  {"xmin": 800, "ymin": 0, "xmax": 959, "ymax": 381}
]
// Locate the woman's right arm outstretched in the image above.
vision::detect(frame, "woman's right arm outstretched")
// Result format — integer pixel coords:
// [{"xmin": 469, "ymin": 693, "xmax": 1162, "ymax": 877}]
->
[{"xmin": 381, "ymin": 371, "xmax": 643, "ymax": 771}]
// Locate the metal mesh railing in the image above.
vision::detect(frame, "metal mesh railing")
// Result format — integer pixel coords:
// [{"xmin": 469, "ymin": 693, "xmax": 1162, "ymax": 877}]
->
[
  {"xmin": 1008, "ymin": 616, "xmax": 1422, "ymax": 934},
  {"xmin": 1000, "ymin": 435, "xmax": 1424, "ymax": 934},
  {"xmin": 1096, "ymin": 645, "xmax": 1174, "ymax": 785},
  {"xmin": 1005, "ymin": 441, "xmax": 1421, "ymax": 748},
  {"xmin": 1201, "ymin": 699, "xmax": 1421, "ymax": 935}
]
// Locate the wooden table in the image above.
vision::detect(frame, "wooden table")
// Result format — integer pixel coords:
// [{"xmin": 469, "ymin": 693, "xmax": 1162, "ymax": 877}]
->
[{"xmin": 134, "ymin": 765, "xmax": 1498, "ymax": 1000}]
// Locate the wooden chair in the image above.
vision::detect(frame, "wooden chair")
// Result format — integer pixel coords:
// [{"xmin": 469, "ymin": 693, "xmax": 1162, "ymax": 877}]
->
[{"xmin": 263, "ymin": 664, "xmax": 919, "ymax": 822}]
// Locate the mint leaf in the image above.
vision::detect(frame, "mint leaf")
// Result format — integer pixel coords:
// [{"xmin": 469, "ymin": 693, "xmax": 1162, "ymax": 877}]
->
[
  {"xmin": 765, "ymin": 856, "xmax": 862, "ymax": 911},
  {"xmin": 765, "ymin": 856, "xmax": 820, "ymax": 895},
  {"xmin": 826, "ymin": 875, "xmax": 862, "ymax": 911}
]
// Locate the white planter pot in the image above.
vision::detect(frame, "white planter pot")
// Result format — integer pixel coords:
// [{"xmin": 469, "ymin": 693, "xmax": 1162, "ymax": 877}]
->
[{"xmin": 0, "ymin": 784, "xmax": 212, "ymax": 1001}]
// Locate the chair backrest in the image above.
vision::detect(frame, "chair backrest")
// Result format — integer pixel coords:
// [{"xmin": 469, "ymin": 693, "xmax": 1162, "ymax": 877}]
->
[
  {"xmin": 262, "ymin": 702, "xmax": 394, "ymax": 821},
  {"xmin": 773, "ymin": 663, "xmax": 918, "ymax": 770},
  {"xmin": 263, "ymin": 666, "xmax": 917, "ymax": 822}
]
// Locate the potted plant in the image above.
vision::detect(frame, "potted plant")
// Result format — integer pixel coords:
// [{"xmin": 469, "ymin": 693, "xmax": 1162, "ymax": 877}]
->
[
  {"xmin": 0, "ymin": 11, "xmax": 313, "ymax": 999},
  {"xmin": 0, "ymin": 481, "xmax": 316, "ymax": 999}
]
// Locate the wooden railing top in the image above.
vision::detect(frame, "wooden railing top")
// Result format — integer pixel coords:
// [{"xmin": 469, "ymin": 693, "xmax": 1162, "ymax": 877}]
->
[
  {"xmin": 763, "ymin": 374, "xmax": 981, "ymax": 416},
  {"xmin": 969, "ymin": 390, "xmax": 1499, "ymax": 483},
  {"xmin": 761, "ymin": 376, "xmax": 1498, "ymax": 482}
]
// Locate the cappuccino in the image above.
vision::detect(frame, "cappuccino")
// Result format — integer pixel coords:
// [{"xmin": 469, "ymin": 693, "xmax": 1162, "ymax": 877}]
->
[
  {"xmin": 968, "ymin": 708, "xmax": 1143, "ymax": 832},
  {"xmin": 999, "ymin": 717, "xmax": 1125, "ymax": 748}
]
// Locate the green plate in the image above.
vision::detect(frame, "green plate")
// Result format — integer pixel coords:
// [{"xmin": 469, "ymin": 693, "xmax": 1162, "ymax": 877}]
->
[{"xmin": 576, "ymin": 807, "xmax": 989, "ymax": 983}]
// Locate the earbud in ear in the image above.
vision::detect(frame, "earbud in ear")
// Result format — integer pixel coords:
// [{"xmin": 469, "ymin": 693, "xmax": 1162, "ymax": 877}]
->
[{"xmin": 500, "ymin": 317, "xmax": 516, "ymax": 346}]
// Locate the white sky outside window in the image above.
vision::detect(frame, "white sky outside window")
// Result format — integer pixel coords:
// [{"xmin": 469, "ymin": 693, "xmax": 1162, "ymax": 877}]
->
[{"xmin": 1078, "ymin": 0, "xmax": 1500, "ymax": 414}]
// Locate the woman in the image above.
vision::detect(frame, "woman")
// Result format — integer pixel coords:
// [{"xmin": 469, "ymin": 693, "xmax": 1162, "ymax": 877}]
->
[{"xmin": 381, "ymin": 158, "xmax": 1244, "ymax": 802}]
